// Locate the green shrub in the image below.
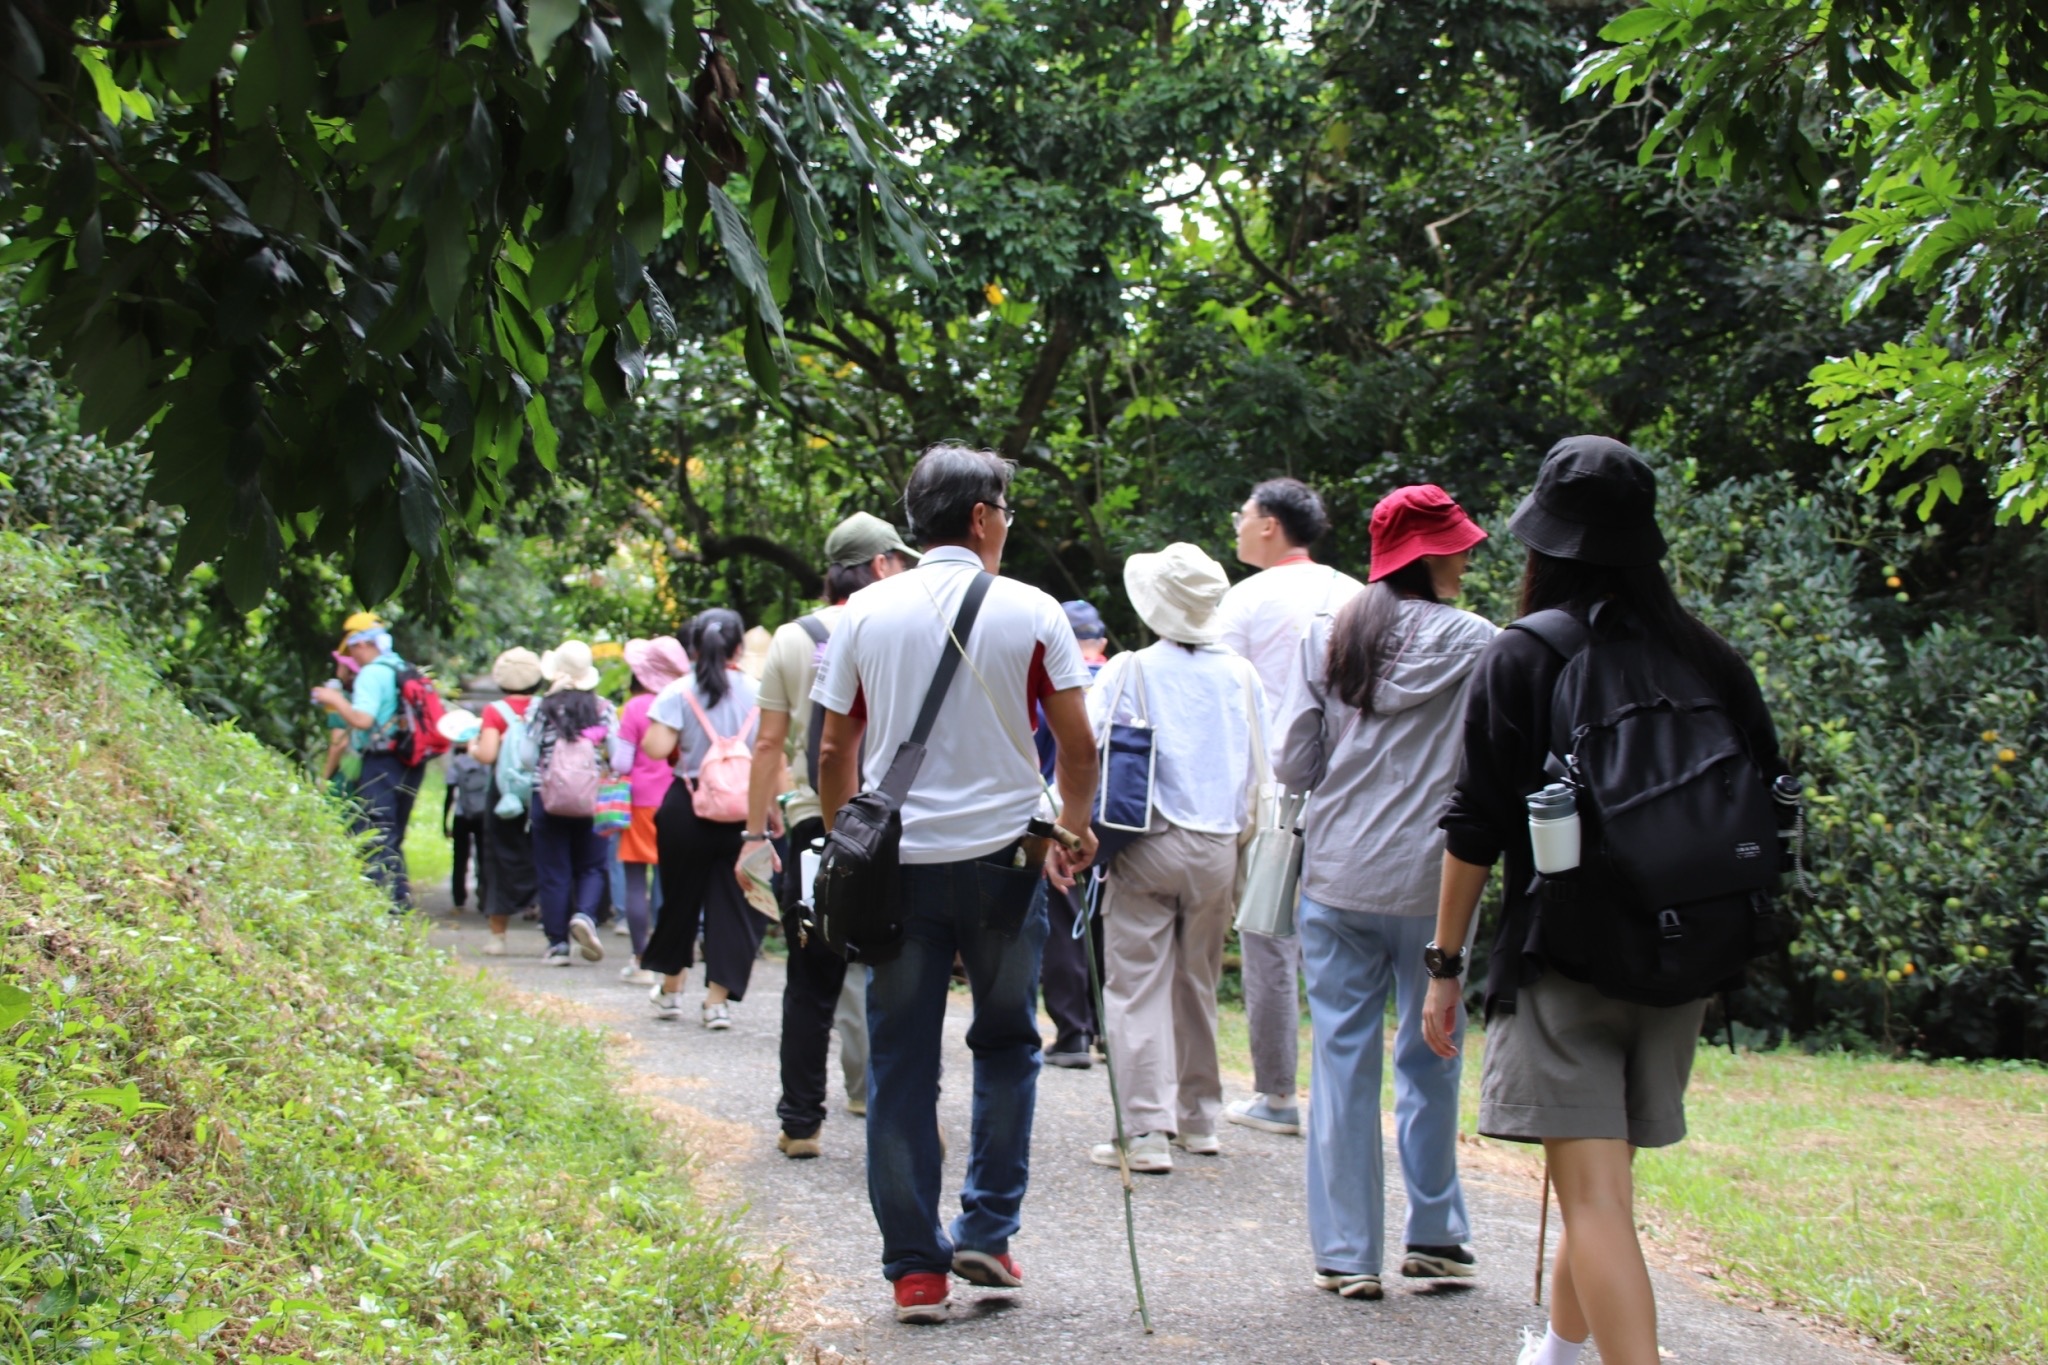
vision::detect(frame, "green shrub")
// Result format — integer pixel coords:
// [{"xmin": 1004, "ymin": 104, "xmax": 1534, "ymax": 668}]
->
[
  {"xmin": 0, "ymin": 535, "xmax": 783, "ymax": 1361},
  {"xmin": 1465, "ymin": 471, "xmax": 2048, "ymax": 1059}
]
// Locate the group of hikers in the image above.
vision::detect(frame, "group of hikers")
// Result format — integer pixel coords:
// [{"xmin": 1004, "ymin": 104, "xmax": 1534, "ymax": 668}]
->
[{"xmin": 313, "ymin": 437, "xmax": 1792, "ymax": 1365}]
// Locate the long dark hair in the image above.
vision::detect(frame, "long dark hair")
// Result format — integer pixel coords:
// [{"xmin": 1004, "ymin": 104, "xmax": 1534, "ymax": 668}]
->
[
  {"xmin": 1325, "ymin": 560, "xmax": 1437, "ymax": 713},
  {"xmin": 1518, "ymin": 551, "xmax": 1743, "ymax": 685},
  {"xmin": 539, "ymin": 687, "xmax": 600, "ymax": 736},
  {"xmin": 691, "ymin": 607, "xmax": 745, "ymax": 706}
]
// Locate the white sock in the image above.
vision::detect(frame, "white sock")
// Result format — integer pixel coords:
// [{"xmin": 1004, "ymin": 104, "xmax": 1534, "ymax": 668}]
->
[{"xmin": 1533, "ymin": 1326, "xmax": 1586, "ymax": 1365}]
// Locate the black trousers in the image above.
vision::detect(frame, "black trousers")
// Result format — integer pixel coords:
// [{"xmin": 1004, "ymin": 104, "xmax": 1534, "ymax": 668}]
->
[
  {"xmin": 645, "ymin": 783, "xmax": 766, "ymax": 998},
  {"xmin": 776, "ymin": 816, "xmax": 850, "ymax": 1138},
  {"xmin": 1042, "ymin": 879, "xmax": 1102, "ymax": 1049},
  {"xmin": 450, "ymin": 814, "xmax": 487, "ymax": 907},
  {"xmin": 482, "ymin": 782, "xmax": 538, "ymax": 918}
]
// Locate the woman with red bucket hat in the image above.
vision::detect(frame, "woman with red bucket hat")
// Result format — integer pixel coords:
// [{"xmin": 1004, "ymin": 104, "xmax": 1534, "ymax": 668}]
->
[{"xmin": 1273, "ymin": 484, "xmax": 1497, "ymax": 1302}]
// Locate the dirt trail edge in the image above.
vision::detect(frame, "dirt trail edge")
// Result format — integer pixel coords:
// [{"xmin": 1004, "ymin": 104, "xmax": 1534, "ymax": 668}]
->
[{"xmin": 426, "ymin": 902, "xmax": 1885, "ymax": 1365}]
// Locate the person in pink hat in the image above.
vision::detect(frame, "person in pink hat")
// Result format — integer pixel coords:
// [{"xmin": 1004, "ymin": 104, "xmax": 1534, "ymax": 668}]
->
[
  {"xmin": 612, "ymin": 634, "xmax": 693, "ymax": 983},
  {"xmin": 1272, "ymin": 484, "xmax": 1496, "ymax": 1302}
]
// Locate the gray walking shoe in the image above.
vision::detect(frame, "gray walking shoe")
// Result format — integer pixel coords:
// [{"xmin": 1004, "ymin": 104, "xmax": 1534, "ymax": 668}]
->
[
  {"xmin": 1313, "ymin": 1270, "xmax": 1382, "ymax": 1299},
  {"xmin": 1225, "ymin": 1094, "xmax": 1302, "ymax": 1134}
]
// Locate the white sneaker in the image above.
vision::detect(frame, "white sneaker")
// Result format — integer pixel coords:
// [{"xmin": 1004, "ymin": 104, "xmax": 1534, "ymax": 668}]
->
[
  {"xmin": 1312, "ymin": 1270, "xmax": 1382, "ymax": 1300},
  {"xmin": 1170, "ymin": 1132, "xmax": 1220, "ymax": 1155},
  {"xmin": 1090, "ymin": 1132, "xmax": 1171, "ymax": 1173},
  {"xmin": 541, "ymin": 944, "xmax": 572, "ymax": 967},
  {"xmin": 651, "ymin": 992, "xmax": 683, "ymax": 1020},
  {"xmin": 483, "ymin": 935, "xmax": 507, "ymax": 957},
  {"xmin": 568, "ymin": 913, "xmax": 605, "ymax": 962},
  {"xmin": 611, "ymin": 917, "xmax": 630, "ymax": 936},
  {"xmin": 618, "ymin": 963, "xmax": 656, "ymax": 985},
  {"xmin": 702, "ymin": 1001, "xmax": 732, "ymax": 1031}
]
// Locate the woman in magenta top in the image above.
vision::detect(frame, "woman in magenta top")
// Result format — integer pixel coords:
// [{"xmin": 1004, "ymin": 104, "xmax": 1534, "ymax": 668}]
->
[{"xmin": 614, "ymin": 634, "xmax": 691, "ymax": 981}]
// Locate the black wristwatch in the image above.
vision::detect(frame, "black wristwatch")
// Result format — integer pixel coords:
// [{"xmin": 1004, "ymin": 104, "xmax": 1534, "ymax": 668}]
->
[{"xmin": 1423, "ymin": 941, "xmax": 1466, "ymax": 980}]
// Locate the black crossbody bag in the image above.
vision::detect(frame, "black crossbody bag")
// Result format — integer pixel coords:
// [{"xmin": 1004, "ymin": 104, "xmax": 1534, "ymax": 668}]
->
[{"xmin": 808, "ymin": 571, "xmax": 993, "ymax": 963}]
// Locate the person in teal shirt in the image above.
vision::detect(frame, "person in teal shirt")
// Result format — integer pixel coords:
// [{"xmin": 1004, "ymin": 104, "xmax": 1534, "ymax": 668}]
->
[{"xmin": 312, "ymin": 622, "xmax": 425, "ymax": 910}]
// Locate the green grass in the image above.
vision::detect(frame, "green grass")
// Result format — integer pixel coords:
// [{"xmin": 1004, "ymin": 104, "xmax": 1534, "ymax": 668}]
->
[
  {"xmin": 1212, "ymin": 996, "xmax": 2047, "ymax": 1363},
  {"xmin": 0, "ymin": 536, "xmax": 781, "ymax": 1363},
  {"xmin": 404, "ymin": 762, "xmax": 455, "ymax": 897}
]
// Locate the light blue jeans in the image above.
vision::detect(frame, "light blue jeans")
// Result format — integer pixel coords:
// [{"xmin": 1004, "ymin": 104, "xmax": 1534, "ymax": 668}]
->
[{"xmin": 1298, "ymin": 896, "xmax": 1469, "ymax": 1276}]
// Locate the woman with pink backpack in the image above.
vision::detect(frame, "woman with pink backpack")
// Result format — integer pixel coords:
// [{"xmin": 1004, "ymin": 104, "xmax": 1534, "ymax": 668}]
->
[
  {"xmin": 638, "ymin": 609, "xmax": 763, "ymax": 1029},
  {"xmin": 526, "ymin": 640, "xmax": 619, "ymax": 968}
]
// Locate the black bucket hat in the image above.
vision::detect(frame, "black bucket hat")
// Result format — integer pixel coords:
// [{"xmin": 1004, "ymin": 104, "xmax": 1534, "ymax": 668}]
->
[{"xmin": 1507, "ymin": 436, "xmax": 1668, "ymax": 567}]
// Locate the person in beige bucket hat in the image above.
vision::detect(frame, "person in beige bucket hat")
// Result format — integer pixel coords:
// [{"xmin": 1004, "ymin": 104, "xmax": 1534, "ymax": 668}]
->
[
  {"xmin": 540, "ymin": 640, "xmax": 602, "ymax": 693},
  {"xmin": 1123, "ymin": 541, "xmax": 1230, "ymax": 645},
  {"xmin": 1085, "ymin": 541, "xmax": 1268, "ymax": 1177},
  {"xmin": 491, "ymin": 646, "xmax": 545, "ymax": 695}
]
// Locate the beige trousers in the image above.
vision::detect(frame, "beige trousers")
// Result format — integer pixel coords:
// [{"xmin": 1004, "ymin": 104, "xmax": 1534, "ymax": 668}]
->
[{"xmin": 1101, "ymin": 823, "xmax": 1238, "ymax": 1138}]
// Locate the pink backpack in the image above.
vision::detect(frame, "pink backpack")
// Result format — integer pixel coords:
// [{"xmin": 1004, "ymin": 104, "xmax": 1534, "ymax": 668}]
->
[
  {"xmin": 538, "ymin": 727, "xmax": 601, "ymax": 819},
  {"xmin": 683, "ymin": 692, "xmax": 757, "ymax": 824}
]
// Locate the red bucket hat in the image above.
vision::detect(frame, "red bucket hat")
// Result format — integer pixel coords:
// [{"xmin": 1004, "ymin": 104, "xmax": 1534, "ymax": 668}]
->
[{"xmin": 1367, "ymin": 485, "xmax": 1487, "ymax": 582}]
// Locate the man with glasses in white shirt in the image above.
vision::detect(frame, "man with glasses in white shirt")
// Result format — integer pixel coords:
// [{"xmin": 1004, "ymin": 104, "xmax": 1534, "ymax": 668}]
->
[
  {"xmin": 1215, "ymin": 478, "xmax": 1363, "ymax": 1136},
  {"xmin": 813, "ymin": 444, "xmax": 1099, "ymax": 1326}
]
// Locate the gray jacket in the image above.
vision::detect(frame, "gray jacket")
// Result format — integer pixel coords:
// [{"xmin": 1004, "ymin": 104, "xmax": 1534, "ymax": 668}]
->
[{"xmin": 1274, "ymin": 599, "xmax": 1499, "ymax": 916}]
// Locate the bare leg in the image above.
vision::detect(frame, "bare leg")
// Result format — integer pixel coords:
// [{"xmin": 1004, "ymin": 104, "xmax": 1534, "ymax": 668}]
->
[
  {"xmin": 1547, "ymin": 1223, "xmax": 1591, "ymax": 1345},
  {"xmin": 663, "ymin": 973, "xmax": 684, "ymax": 992},
  {"xmin": 705, "ymin": 981, "xmax": 731, "ymax": 1005},
  {"xmin": 489, "ymin": 914, "xmax": 509, "ymax": 935},
  {"xmin": 1544, "ymin": 1138, "xmax": 1656, "ymax": 1365}
]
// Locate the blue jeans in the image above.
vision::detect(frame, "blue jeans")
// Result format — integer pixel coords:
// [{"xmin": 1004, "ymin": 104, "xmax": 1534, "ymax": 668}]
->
[
  {"xmin": 529, "ymin": 804, "xmax": 607, "ymax": 948},
  {"xmin": 866, "ymin": 851, "xmax": 1049, "ymax": 1281},
  {"xmin": 1298, "ymin": 896, "xmax": 1469, "ymax": 1275},
  {"xmin": 355, "ymin": 753, "xmax": 423, "ymax": 909}
]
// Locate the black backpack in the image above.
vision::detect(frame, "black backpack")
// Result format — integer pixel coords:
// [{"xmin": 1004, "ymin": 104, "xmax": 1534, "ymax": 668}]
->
[{"xmin": 1513, "ymin": 608, "xmax": 1793, "ymax": 1007}]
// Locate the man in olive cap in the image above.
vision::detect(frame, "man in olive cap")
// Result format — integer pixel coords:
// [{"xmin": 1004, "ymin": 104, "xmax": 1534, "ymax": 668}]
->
[{"xmin": 747, "ymin": 511, "xmax": 918, "ymax": 1159}]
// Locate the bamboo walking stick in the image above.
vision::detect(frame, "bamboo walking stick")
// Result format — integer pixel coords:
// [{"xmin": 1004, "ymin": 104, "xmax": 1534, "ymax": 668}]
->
[{"xmin": 1534, "ymin": 1162, "xmax": 1551, "ymax": 1305}]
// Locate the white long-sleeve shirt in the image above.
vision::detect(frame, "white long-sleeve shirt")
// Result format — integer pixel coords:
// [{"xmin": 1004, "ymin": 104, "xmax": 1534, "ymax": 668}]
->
[{"xmin": 1087, "ymin": 642, "xmax": 1265, "ymax": 835}]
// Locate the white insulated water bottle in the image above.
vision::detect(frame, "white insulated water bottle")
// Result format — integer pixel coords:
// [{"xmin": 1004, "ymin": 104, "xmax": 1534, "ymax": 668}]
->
[{"xmin": 1527, "ymin": 783, "xmax": 1581, "ymax": 875}]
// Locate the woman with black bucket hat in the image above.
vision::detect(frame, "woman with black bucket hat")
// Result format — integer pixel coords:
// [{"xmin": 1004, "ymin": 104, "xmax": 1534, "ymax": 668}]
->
[{"xmin": 1423, "ymin": 437, "xmax": 1786, "ymax": 1365}]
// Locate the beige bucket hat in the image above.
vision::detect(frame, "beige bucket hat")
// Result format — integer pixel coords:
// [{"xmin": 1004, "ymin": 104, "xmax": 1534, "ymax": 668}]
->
[{"xmin": 1124, "ymin": 542, "xmax": 1230, "ymax": 646}]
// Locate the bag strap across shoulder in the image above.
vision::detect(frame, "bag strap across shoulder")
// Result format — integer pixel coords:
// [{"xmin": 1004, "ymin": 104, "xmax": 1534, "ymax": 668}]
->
[
  {"xmin": 681, "ymin": 686, "xmax": 731, "ymax": 745},
  {"xmin": 796, "ymin": 615, "xmax": 830, "ymax": 645},
  {"xmin": 1507, "ymin": 608, "xmax": 1591, "ymax": 661},
  {"xmin": 875, "ymin": 571, "xmax": 994, "ymax": 807}
]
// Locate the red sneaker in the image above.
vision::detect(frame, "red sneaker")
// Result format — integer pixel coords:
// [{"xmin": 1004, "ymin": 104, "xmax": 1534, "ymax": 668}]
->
[
  {"xmin": 951, "ymin": 1249, "xmax": 1023, "ymax": 1289},
  {"xmin": 893, "ymin": 1271, "xmax": 951, "ymax": 1324}
]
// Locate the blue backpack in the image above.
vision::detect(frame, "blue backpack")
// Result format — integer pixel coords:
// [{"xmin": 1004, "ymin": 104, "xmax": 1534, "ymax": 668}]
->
[{"xmin": 490, "ymin": 699, "xmax": 536, "ymax": 818}]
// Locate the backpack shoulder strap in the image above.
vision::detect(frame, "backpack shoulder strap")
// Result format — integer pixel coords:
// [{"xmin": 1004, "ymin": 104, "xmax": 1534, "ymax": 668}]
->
[
  {"xmin": 796, "ymin": 615, "xmax": 830, "ymax": 645},
  {"xmin": 681, "ymin": 687, "xmax": 730, "ymax": 744},
  {"xmin": 1506, "ymin": 608, "xmax": 1591, "ymax": 661}
]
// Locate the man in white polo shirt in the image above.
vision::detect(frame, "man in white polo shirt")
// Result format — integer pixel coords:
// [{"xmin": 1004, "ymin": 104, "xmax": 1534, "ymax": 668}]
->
[
  {"xmin": 813, "ymin": 444, "xmax": 1099, "ymax": 1326},
  {"xmin": 1216, "ymin": 477, "xmax": 1363, "ymax": 1138}
]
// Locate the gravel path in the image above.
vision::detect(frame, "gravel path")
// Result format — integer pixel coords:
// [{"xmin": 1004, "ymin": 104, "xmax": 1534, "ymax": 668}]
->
[{"xmin": 425, "ymin": 901, "xmax": 1881, "ymax": 1365}]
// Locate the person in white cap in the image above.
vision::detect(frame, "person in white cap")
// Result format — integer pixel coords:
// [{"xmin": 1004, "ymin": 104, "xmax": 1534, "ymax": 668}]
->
[
  {"xmin": 1086, "ymin": 543, "xmax": 1266, "ymax": 1175},
  {"xmin": 527, "ymin": 640, "xmax": 616, "ymax": 966}
]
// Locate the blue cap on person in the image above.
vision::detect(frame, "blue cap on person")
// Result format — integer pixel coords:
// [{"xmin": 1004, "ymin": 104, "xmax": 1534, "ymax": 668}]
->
[{"xmin": 1062, "ymin": 600, "xmax": 1107, "ymax": 641}]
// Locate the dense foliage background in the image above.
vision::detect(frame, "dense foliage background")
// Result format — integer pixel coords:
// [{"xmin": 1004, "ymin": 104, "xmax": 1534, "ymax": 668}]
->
[{"xmin": 2, "ymin": 0, "xmax": 2043, "ymax": 1057}]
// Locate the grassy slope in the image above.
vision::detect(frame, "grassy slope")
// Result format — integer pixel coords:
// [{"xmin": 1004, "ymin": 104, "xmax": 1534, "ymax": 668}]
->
[
  {"xmin": 1210, "ymin": 1006, "xmax": 2046, "ymax": 1364},
  {"xmin": 0, "ymin": 537, "xmax": 780, "ymax": 1363}
]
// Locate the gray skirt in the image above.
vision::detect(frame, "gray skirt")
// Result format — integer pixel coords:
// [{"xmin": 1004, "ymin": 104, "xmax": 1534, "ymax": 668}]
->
[{"xmin": 1479, "ymin": 970, "xmax": 1708, "ymax": 1149}]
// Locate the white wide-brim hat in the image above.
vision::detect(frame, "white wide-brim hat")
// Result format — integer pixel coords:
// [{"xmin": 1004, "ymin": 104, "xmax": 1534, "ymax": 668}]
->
[
  {"xmin": 1124, "ymin": 542, "xmax": 1229, "ymax": 646},
  {"xmin": 436, "ymin": 708, "xmax": 482, "ymax": 745},
  {"xmin": 540, "ymin": 640, "xmax": 601, "ymax": 693}
]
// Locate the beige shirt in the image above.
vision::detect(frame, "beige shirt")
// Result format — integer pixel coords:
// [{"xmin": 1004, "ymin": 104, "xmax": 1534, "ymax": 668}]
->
[{"xmin": 756, "ymin": 603, "xmax": 844, "ymax": 827}]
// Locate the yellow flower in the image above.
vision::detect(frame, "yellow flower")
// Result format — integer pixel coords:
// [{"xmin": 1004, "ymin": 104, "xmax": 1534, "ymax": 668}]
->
[
  {"xmin": 805, "ymin": 435, "xmax": 830, "ymax": 450},
  {"xmin": 1997, "ymin": 747, "xmax": 2017, "ymax": 763},
  {"xmin": 590, "ymin": 641, "xmax": 624, "ymax": 660},
  {"xmin": 984, "ymin": 282, "xmax": 1006, "ymax": 306}
]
